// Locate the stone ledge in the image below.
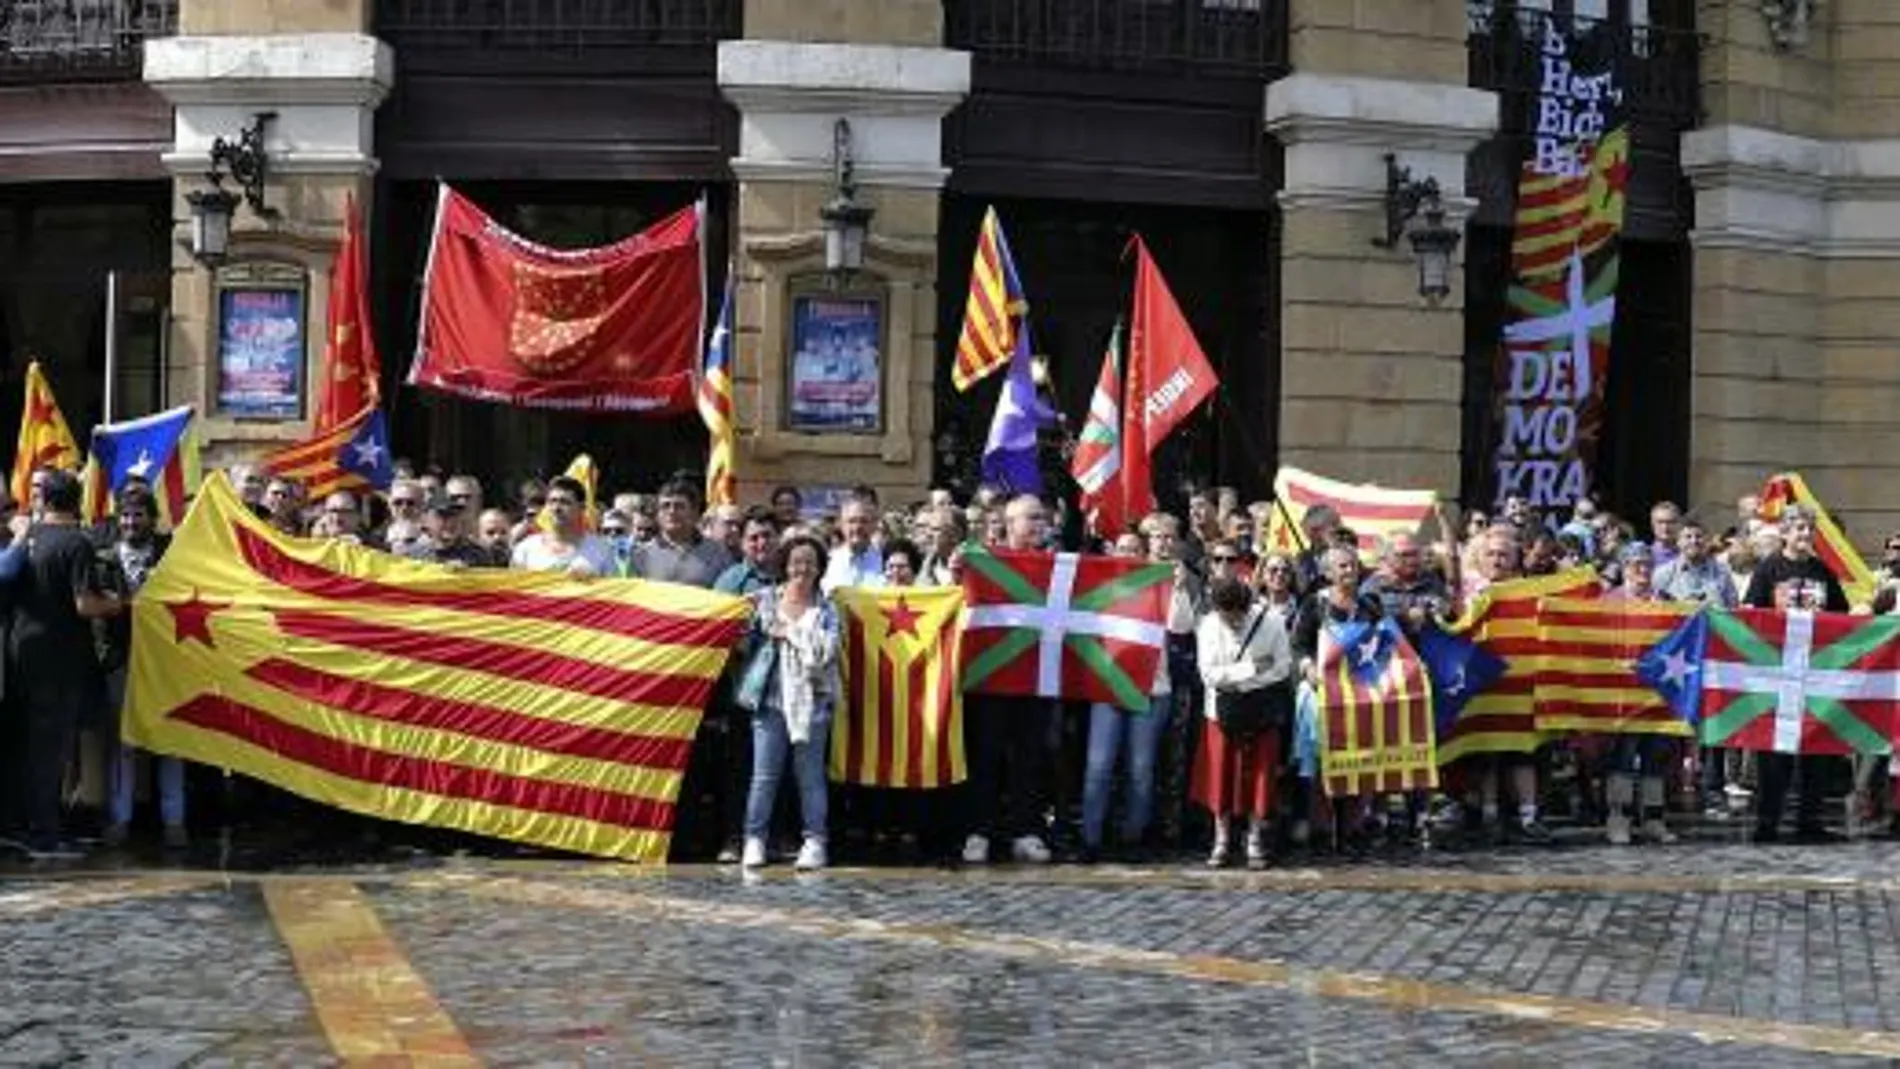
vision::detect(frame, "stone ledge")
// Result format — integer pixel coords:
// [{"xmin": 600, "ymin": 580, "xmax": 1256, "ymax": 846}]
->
[
  {"xmin": 718, "ymin": 41, "xmax": 969, "ymax": 108},
  {"xmin": 144, "ymin": 34, "xmax": 392, "ymax": 107},
  {"xmin": 1265, "ymin": 73, "xmax": 1497, "ymax": 150},
  {"xmin": 1685, "ymin": 123, "xmax": 1900, "ymax": 256}
]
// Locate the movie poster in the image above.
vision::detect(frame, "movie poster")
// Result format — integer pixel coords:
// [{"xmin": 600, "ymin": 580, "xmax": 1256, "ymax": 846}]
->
[
  {"xmin": 787, "ymin": 295, "xmax": 881, "ymax": 433},
  {"xmin": 217, "ymin": 286, "xmax": 305, "ymax": 419}
]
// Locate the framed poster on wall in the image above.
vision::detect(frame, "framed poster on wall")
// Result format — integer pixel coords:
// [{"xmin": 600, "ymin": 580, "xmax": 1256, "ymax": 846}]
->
[
  {"xmin": 786, "ymin": 289, "xmax": 882, "ymax": 434},
  {"xmin": 214, "ymin": 262, "xmax": 307, "ymax": 419}
]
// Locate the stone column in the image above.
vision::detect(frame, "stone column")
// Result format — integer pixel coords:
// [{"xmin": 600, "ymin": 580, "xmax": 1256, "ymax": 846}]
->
[
  {"xmin": 1685, "ymin": 0, "xmax": 1900, "ymax": 544},
  {"xmin": 1265, "ymin": 0, "xmax": 1495, "ymax": 493},
  {"xmin": 144, "ymin": 0, "xmax": 390, "ymax": 470},
  {"xmin": 717, "ymin": 0, "xmax": 968, "ymax": 506}
]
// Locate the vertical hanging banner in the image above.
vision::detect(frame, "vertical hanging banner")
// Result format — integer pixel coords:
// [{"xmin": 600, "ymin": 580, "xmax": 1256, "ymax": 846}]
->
[{"xmin": 1490, "ymin": 19, "xmax": 1630, "ymax": 508}]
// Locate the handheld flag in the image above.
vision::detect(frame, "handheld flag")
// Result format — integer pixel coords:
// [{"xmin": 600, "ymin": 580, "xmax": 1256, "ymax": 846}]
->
[
  {"xmin": 979, "ymin": 320, "xmax": 1056, "ymax": 495},
  {"xmin": 1440, "ymin": 567, "xmax": 1604, "ymax": 762},
  {"xmin": 1263, "ymin": 466, "xmax": 1437, "ymax": 559},
  {"xmin": 1315, "ymin": 617, "xmax": 1438, "ymax": 797},
  {"xmin": 952, "ymin": 207, "xmax": 1025, "ymax": 392},
  {"xmin": 1759, "ymin": 473, "xmax": 1878, "ymax": 607},
  {"xmin": 829, "ymin": 586, "xmax": 968, "ymax": 789},
  {"xmin": 1415, "ymin": 624, "xmax": 1508, "ymax": 739},
  {"xmin": 81, "ymin": 405, "xmax": 202, "ymax": 528},
  {"xmin": 11, "ymin": 361, "xmax": 81, "ymax": 503},
  {"xmin": 698, "ymin": 277, "xmax": 737, "ymax": 507},
  {"xmin": 1071, "ymin": 321, "xmax": 1126, "ymax": 536},
  {"xmin": 1122, "ymin": 236, "xmax": 1218, "ymax": 515},
  {"xmin": 1635, "ymin": 609, "xmax": 1709, "ymax": 726},
  {"xmin": 260, "ymin": 407, "xmax": 394, "ymax": 499},
  {"xmin": 1536, "ymin": 597, "xmax": 1695, "ymax": 737},
  {"xmin": 121, "ymin": 473, "xmax": 751, "ymax": 862},
  {"xmin": 959, "ymin": 546, "xmax": 1170, "ymax": 709},
  {"xmin": 1650, "ymin": 608, "xmax": 1899, "ymax": 756},
  {"xmin": 314, "ymin": 194, "xmax": 381, "ymax": 432}
]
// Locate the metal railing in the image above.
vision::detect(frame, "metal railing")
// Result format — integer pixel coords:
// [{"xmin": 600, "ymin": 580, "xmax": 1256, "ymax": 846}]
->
[
  {"xmin": 377, "ymin": 0, "xmax": 741, "ymax": 51},
  {"xmin": 946, "ymin": 0, "xmax": 1286, "ymax": 77},
  {"xmin": 1469, "ymin": 5, "xmax": 1701, "ymax": 131},
  {"xmin": 0, "ymin": 0, "xmax": 177, "ymax": 84}
]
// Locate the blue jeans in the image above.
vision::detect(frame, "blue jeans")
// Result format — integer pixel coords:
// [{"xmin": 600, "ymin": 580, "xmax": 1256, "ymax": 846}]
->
[
  {"xmin": 744, "ymin": 704, "xmax": 832, "ymax": 842},
  {"xmin": 1081, "ymin": 695, "xmax": 1171, "ymax": 848},
  {"xmin": 111, "ymin": 745, "xmax": 186, "ymax": 829}
]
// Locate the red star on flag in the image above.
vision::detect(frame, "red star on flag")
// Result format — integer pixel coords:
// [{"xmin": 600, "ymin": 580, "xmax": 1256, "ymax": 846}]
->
[
  {"xmin": 883, "ymin": 596, "xmax": 922, "ymax": 639},
  {"xmin": 166, "ymin": 590, "xmax": 229, "ymax": 647}
]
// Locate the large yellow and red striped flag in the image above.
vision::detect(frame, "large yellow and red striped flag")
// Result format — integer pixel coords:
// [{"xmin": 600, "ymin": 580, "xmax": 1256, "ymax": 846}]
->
[
  {"xmin": 828, "ymin": 585, "xmax": 967, "ymax": 789},
  {"xmin": 121, "ymin": 473, "xmax": 749, "ymax": 862},
  {"xmin": 697, "ymin": 276, "xmax": 737, "ymax": 506},
  {"xmin": 1264, "ymin": 466, "xmax": 1438, "ymax": 560},
  {"xmin": 951, "ymin": 206, "xmax": 1026, "ymax": 392},
  {"xmin": 1759, "ymin": 472, "xmax": 1879, "ymax": 608},
  {"xmin": 1315, "ymin": 617, "xmax": 1437, "ymax": 798},
  {"xmin": 1439, "ymin": 567, "xmax": 1603, "ymax": 762},
  {"xmin": 1533, "ymin": 596, "xmax": 1693, "ymax": 737},
  {"xmin": 10, "ymin": 360, "xmax": 82, "ymax": 504}
]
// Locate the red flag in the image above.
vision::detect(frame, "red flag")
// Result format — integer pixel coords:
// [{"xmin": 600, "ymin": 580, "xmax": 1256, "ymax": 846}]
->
[
  {"xmin": 1070, "ymin": 322, "xmax": 1125, "ymax": 537},
  {"xmin": 407, "ymin": 185, "xmax": 703, "ymax": 414},
  {"xmin": 1122, "ymin": 236, "xmax": 1217, "ymax": 516},
  {"xmin": 315, "ymin": 195, "xmax": 381, "ymax": 432}
]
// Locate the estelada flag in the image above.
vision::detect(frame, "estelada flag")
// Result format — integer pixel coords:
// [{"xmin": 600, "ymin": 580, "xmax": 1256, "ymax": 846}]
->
[
  {"xmin": 1646, "ymin": 608, "xmax": 1900, "ymax": 757},
  {"xmin": 121, "ymin": 473, "xmax": 749, "ymax": 863},
  {"xmin": 1439, "ymin": 567, "xmax": 1603, "ymax": 762},
  {"xmin": 1758, "ymin": 472, "xmax": 1878, "ymax": 608},
  {"xmin": 80, "ymin": 405, "xmax": 202, "ymax": 529},
  {"xmin": 10, "ymin": 360, "xmax": 81, "ymax": 503},
  {"xmin": 407, "ymin": 184, "xmax": 703, "ymax": 414},
  {"xmin": 1534, "ymin": 596, "xmax": 1693, "ymax": 737},
  {"xmin": 1263, "ymin": 466, "xmax": 1437, "ymax": 560},
  {"xmin": 314, "ymin": 194, "xmax": 381, "ymax": 432},
  {"xmin": 1316, "ymin": 616, "xmax": 1437, "ymax": 798},
  {"xmin": 829, "ymin": 586, "xmax": 967, "ymax": 789},
  {"xmin": 960, "ymin": 545, "xmax": 1170, "ymax": 710}
]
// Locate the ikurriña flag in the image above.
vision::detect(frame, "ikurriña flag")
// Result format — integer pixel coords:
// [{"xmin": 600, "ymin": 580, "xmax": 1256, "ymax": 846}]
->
[
  {"xmin": 121, "ymin": 473, "xmax": 750, "ymax": 863},
  {"xmin": 829, "ymin": 586, "xmax": 966, "ymax": 789},
  {"xmin": 1535, "ymin": 596, "xmax": 1694, "ymax": 737},
  {"xmin": 1315, "ymin": 617, "xmax": 1437, "ymax": 797},
  {"xmin": 959, "ymin": 546, "xmax": 1170, "ymax": 709}
]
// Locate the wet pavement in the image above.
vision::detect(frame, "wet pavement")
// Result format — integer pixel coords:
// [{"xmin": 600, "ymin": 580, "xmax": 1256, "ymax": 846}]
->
[{"xmin": 4, "ymin": 835, "xmax": 1900, "ymax": 1066}]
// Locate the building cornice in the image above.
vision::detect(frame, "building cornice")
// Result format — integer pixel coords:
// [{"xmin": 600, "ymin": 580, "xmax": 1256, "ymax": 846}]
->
[{"xmin": 1684, "ymin": 124, "xmax": 1900, "ymax": 258}]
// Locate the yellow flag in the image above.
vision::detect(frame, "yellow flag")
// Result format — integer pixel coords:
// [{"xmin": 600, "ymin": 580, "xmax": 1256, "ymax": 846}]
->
[
  {"xmin": 537, "ymin": 453, "xmax": 600, "ymax": 532},
  {"xmin": 123, "ymin": 473, "xmax": 750, "ymax": 862},
  {"xmin": 11, "ymin": 361, "xmax": 81, "ymax": 504},
  {"xmin": 828, "ymin": 585, "xmax": 968, "ymax": 789}
]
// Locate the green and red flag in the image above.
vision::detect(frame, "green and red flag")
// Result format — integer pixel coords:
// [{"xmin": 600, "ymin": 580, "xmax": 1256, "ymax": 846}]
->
[
  {"xmin": 960, "ymin": 546, "xmax": 1170, "ymax": 710},
  {"xmin": 1641, "ymin": 608, "xmax": 1900, "ymax": 757}
]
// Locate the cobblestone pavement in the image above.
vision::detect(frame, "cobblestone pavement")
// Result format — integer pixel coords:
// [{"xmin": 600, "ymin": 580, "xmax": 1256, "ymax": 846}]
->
[{"xmin": 3, "ymin": 840, "xmax": 1900, "ymax": 1066}]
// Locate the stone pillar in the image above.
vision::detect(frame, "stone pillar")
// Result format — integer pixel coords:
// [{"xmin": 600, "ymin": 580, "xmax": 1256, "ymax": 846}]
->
[
  {"xmin": 144, "ymin": 0, "xmax": 390, "ymax": 470},
  {"xmin": 1265, "ymin": 0, "xmax": 1495, "ymax": 493},
  {"xmin": 1685, "ymin": 0, "xmax": 1900, "ymax": 545},
  {"xmin": 718, "ymin": 1, "xmax": 967, "ymax": 505}
]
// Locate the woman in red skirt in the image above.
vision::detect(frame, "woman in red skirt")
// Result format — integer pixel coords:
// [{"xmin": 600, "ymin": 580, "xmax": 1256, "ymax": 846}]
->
[{"xmin": 1193, "ymin": 576, "xmax": 1294, "ymax": 868}]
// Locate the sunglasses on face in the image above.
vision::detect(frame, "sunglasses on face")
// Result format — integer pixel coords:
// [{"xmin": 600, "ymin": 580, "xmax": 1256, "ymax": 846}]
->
[
  {"xmin": 1212, "ymin": 554, "xmax": 1240, "ymax": 563},
  {"xmin": 602, "ymin": 527, "xmax": 629, "ymax": 538}
]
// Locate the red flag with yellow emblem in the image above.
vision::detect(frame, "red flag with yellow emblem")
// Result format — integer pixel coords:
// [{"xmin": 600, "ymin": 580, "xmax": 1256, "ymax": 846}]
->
[
  {"xmin": 314, "ymin": 195, "xmax": 381, "ymax": 432},
  {"xmin": 10, "ymin": 360, "xmax": 82, "ymax": 503},
  {"xmin": 407, "ymin": 184, "xmax": 703, "ymax": 414}
]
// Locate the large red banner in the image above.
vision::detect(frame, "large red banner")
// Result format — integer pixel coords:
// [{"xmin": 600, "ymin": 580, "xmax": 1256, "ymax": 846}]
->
[{"xmin": 408, "ymin": 185, "xmax": 703, "ymax": 413}]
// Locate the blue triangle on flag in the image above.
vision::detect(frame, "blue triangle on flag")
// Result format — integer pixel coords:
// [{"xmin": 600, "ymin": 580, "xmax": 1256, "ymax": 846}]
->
[
  {"xmin": 1636, "ymin": 610, "xmax": 1710, "ymax": 726},
  {"xmin": 1415, "ymin": 623, "xmax": 1507, "ymax": 738}
]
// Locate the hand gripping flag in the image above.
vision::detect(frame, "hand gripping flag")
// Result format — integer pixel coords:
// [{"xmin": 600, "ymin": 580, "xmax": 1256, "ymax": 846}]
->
[
  {"xmin": 121, "ymin": 473, "xmax": 750, "ymax": 862},
  {"xmin": 829, "ymin": 586, "xmax": 967, "ymax": 789},
  {"xmin": 960, "ymin": 546, "xmax": 1170, "ymax": 709},
  {"xmin": 698, "ymin": 276, "xmax": 737, "ymax": 507},
  {"xmin": 1439, "ymin": 567, "xmax": 1603, "ymax": 762},
  {"xmin": 81, "ymin": 405, "xmax": 203, "ymax": 528},
  {"xmin": 1415, "ymin": 623, "xmax": 1508, "ymax": 740},
  {"xmin": 1641, "ymin": 608, "xmax": 1900, "ymax": 757},
  {"xmin": 11, "ymin": 360, "xmax": 81, "ymax": 503},
  {"xmin": 1263, "ymin": 466, "xmax": 1438, "ymax": 560},
  {"xmin": 952, "ymin": 206, "xmax": 1026, "ymax": 392},
  {"xmin": 1759, "ymin": 473, "xmax": 1878, "ymax": 608},
  {"xmin": 1535, "ymin": 596, "xmax": 1695, "ymax": 737},
  {"xmin": 260, "ymin": 406, "xmax": 394, "ymax": 499},
  {"xmin": 1315, "ymin": 617, "xmax": 1437, "ymax": 798},
  {"xmin": 314, "ymin": 194, "xmax": 381, "ymax": 432},
  {"xmin": 1070, "ymin": 321, "xmax": 1126, "ymax": 536},
  {"xmin": 409, "ymin": 184, "xmax": 703, "ymax": 413}
]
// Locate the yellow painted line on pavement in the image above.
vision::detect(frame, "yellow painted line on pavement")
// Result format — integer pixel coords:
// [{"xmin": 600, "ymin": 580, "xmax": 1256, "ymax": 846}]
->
[
  {"xmin": 0, "ymin": 876, "xmax": 216, "ymax": 917},
  {"xmin": 263, "ymin": 878, "xmax": 481, "ymax": 1067},
  {"xmin": 436, "ymin": 875, "xmax": 1900, "ymax": 1061}
]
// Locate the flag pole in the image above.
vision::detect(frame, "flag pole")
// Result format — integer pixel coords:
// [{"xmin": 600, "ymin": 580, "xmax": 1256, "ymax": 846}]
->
[{"xmin": 1212, "ymin": 388, "xmax": 1307, "ymax": 555}]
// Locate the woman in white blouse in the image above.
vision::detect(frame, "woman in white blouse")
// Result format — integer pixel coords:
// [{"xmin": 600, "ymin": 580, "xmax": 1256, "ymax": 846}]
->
[{"xmin": 1192, "ymin": 576, "xmax": 1294, "ymax": 868}]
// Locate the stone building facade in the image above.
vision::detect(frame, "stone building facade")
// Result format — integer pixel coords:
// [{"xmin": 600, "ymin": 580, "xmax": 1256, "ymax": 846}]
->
[{"xmin": 0, "ymin": 0, "xmax": 1895, "ymax": 544}]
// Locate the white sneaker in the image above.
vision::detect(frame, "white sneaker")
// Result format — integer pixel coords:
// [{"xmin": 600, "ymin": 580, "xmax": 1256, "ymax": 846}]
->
[
  {"xmin": 740, "ymin": 836, "xmax": 767, "ymax": 868},
  {"xmin": 1640, "ymin": 819, "xmax": 1678, "ymax": 845},
  {"xmin": 962, "ymin": 834, "xmax": 990, "ymax": 865},
  {"xmin": 1606, "ymin": 812, "xmax": 1632, "ymax": 846},
  {"xmin": 1207, "ymin": 837, "xmax": 1231, "ymax": 868},
  {"xmin": 794, "ymin": 837, "xmax": 827, "ymax": 871},
  {"xmin": 1010, "ymin": 835, "xmax": 1052, "ymax": 864},
  {"xmin": 1245, "ymin": 827, "xmax": 1269, "ymax": 867}
]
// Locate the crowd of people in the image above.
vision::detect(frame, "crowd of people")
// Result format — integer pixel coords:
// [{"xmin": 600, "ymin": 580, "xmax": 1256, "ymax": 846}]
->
[{"xmin": 3, "ymin": 457, "xmax": 1898, "ymax": 866}]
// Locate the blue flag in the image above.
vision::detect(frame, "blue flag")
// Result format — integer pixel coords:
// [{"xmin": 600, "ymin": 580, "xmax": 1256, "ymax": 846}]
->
[
  {"xmin": 90, "ymin": 405, "xmax": 193, "ymax": 494},
  {"xmin": 1635, "ymin": 610, "xmax": 1709, "ymax": 725},
  {"xmin": 1415, "ymin": 623, "xmax": 1507, "ymax": 738},
  {"xmin": 342, "ymin": 408, "xmax": 395, "ymax": 491},
  {"xmin": 979, "ymin": 321, "xmax": 1056, "ymax": 494}
]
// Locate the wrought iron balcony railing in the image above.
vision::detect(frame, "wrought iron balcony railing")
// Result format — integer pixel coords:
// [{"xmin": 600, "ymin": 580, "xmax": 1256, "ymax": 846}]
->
[
  {"xmin": 0, "ymin": 0, "xmax": 177, "ymax": 85},
  {"xmin": 946, "ymin": 0, "xmax": 1286, "ymax": 78},
  {"xmin": 377, "ymin": 0, "xmax": 741, "ymax": 52},
  {"xmin": 1469, "ymin": 4, "xmax": 1701, "ymax": 132}
]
